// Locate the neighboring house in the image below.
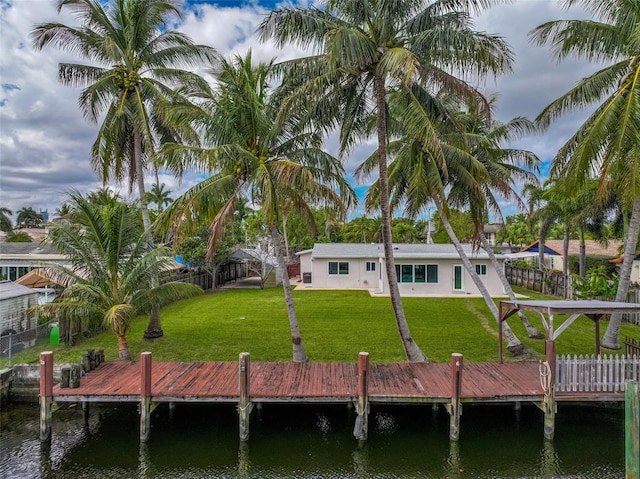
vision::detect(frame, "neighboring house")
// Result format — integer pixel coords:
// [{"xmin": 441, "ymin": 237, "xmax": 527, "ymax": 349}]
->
[
  {"xmin": 517, "ymin": 240, "xmax": 622, "ymax": 272},
  {"xmin": 0, "ymin": 243, "xmax": 67, "ymax": 282},
  {"xmin": 229, "ymin": 247, "xmax": 282, "ymax": 287},
  {"xmin": 0, "ymin": 281, "xmax": 40, "ymax": 350},
  {"xmin": 483, "ymin": 224, "xmax": 503, "ymax": 247},
  {"xmin": 610, "ymin": 253, "xmax": 640, "ymax": 284},
  {"xmin": 297, "ymin": 243, "xmax": 507, "ymax": 296}
]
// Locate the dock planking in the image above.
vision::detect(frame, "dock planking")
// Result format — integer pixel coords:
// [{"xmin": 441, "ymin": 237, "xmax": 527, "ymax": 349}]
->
[{"xmin": 51, "ymin": 359, "xmax": 562, "ymax": 404}]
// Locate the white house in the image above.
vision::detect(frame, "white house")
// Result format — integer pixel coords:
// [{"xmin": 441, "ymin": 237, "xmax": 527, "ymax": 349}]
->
[
  {"xmin": 297, "ymin": 243, "xmax": 507, "ymax": 296},
  {"xmin": 0, "ymin": 243, "xmax": 67, "ymax": 282}
]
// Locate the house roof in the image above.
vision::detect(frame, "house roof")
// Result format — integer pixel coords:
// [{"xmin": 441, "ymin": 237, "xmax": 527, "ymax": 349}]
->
[
  {"xmin": 0, "ymin": 242, "xmax": 63, "ymax": 260},
  {"xmin": 519, "ymin": 240, "xmax": 622, "ymax": 257},
  {"xmin": 0, "ymin": 281, "xmax": 40, "ymax": 301},
  {"xmin": 610, "ymin": 252, "xmax": 640, "ymax": 264},
  {"xmin": 304, "ymin": 243, "xmax": 502, "ymax": 260}
]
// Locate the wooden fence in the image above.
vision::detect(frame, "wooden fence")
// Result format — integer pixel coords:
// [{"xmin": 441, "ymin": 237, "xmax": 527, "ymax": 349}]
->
[
  {"xmin": 625, "ymin": 337, "xmax": 640, "ymax": 357},
  {"xmin": 555, "ymin": 354, "xmax": 640, "ymax": 393},
  {"xmin": 504, "ymin": 265, "xmax": 568, "ymax": 297}
]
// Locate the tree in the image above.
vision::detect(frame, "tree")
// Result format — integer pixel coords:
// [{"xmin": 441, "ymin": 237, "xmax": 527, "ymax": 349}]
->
[
  {"xmin": 531, "ymin": 0, "xmax": 640, "ymax": 349},
  {"xmin": 32, "ymin": 0, "xmax": 217, "ymax": 340},
  {"xmin": 258, "ymin": 0, "xmax": 511, "ymax": 362},
  {"xmin": 42, "ymin": 191, "xmax": 202, "ymax": 359},
  {"xmin": 158, "ymin": 52, "xmax": 355, "ymax": 362},
  {"xmin": 0, "ymin": 207, "xmax": 13, "ymax": 232},
  {"xmin": 16, "ymin": 206, "xmax": 43, "ymax": 228},
  {"xmin": 5, "ymin": 231, "xmax": 33, "ymax": 243},
  {"xmin": 145, "ymin": 183, "xmax": 173, "ymax": 214}
]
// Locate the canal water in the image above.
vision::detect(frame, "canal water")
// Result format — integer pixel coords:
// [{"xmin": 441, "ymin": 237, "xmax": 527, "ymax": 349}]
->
[{"xmin": 1, "ymin": 401, "xmax": 625, "ymax": 478}]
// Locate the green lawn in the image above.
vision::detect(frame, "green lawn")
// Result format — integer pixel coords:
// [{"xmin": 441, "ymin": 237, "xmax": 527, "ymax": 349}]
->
[{"xmin": 3, "ymin": 286, "xmax": 639, "ymax": 366}]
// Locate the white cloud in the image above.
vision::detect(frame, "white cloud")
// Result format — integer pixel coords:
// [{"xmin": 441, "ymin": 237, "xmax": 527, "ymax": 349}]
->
[{"xmin": 0, "ymin": 0, "xmax": 604, "ymax": 224}]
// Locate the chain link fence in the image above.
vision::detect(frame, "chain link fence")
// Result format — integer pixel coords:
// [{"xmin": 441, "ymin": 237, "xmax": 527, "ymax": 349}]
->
[{"xmin": 0, "ymin": 321, "xmax": 57, "ymax": 367}]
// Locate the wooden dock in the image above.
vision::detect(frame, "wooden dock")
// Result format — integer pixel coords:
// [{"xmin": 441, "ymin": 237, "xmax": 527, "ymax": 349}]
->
[{"xmin": 38, "ymin": 351, "xmax": 632, "ymax": 445}]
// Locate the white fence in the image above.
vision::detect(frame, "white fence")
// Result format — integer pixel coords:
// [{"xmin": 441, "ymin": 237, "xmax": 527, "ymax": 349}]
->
[{"xmin": 556, "ymin": 354, "xmax": 640, "ymax": 393}]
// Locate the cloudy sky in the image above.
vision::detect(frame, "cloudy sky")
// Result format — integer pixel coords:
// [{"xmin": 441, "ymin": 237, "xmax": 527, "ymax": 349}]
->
[{"xmin": 0, "ymin": 0, "xmax": 599, "ymax": 223}]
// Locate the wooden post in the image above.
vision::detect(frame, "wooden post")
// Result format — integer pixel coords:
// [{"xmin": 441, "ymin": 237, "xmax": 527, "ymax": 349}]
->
[
  {"xmin": 543, "ymin": 340, "xmax": 556, "ymax": 440},
  {"xmin": 627, "ymin": 381, "xmax": 639, "ymax": 479},
  {"xmin": 60, "ymin": 367, "xmax": 70, "ymax": 388},
  {"xmin": 449, "ymin": 353, "xmax": 463, "ymax": 441},
  {"xmin": 81, "ymin": 353, "xmax": 90, "ymax": 373},
  {"xmin": 39, "ymin": 351, "xmax": 54, "ymax": 441},
  {"xmin": 595, "ymin": 318, "xmax": 601, "ymax": 357},
  {"xmin": 353, "ymin": 352, "xmax": 369, "ymax": 441},
  {"xmin": 238, "ymin": 352, "xmax": 252, "ymax": 441},
  {"xmin": 139, "ymin": 352, "xmax": 152, "ymax": 443},
  {"xmin": 69, "ymin": 364, "xmax": 81, "ymax": 388}
]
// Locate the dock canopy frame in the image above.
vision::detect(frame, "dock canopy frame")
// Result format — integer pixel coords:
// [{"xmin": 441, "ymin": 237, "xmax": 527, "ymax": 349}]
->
[{"xmin": 498, "ymin": 300, "xmax": 640, "ymax": 363}]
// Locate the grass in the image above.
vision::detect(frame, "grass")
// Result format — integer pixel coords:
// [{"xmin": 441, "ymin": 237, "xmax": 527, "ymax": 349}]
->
[{"xmin": 2, "ymin": 286, "xmax": 639, "ymax": 366}]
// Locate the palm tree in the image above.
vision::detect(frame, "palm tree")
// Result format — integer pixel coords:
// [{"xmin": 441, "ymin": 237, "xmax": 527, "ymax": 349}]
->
[
  {"xmin": 445, "ymin": 100, "xmax": 544, "ymax": 336},
  {"xmin": 258, "ymin": 0, "xmax": 511, "ymax": 362},
  {"xmin": 16, "ymin": 206, "xmax": 43, "ymax": 228},
  {"xmin": 32, "ymin": 0, "xmax": 217, "ymax": 340},
  {"xmin": 0, "ymin": 207, "xmax": 12, "ymax": 232},
  {"xmin": 530, "ymin": 0, "xmax": 640, "ymax": 349},
  {"xmin": 42, "ymin": 191, "xmax": 202, "ymax": 359},
  {"xmin": 145, "ymin": 183, "xmax": 173, "ymax": 213},
  {"xmin": 158, "ymin": 52, "xmax": 355, "ymax": 362},
  {"xmin": 357, "ymin": 90, "xmax": 528, "ymax": 354}
]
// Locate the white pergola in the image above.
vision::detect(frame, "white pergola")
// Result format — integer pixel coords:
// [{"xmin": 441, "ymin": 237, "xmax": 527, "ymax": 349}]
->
[{"xmin": 498, "ymin": 299, "xmax": 640, "ymax": 363}]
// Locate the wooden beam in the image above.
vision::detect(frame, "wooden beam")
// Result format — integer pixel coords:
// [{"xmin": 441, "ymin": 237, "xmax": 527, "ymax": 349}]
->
[
  {"xmin": 626, "ymin": 381, "xmax": 639, "ymax": 479},
  {"xmin": 353, "ymin": 352, "xmax": 369, "ymax": 441},
  {"xmin": 238, "ymin": 352, "xmax": 252, "ymax": 441},
  {"xmin": 39, "ymin": 351, "xmax": 53, "ymax": 442},
  {"xmin": 139, "ymin": 352, "xmax": 152, "ymax": 443},
  {"xmin": 449, "ymin": 353, "xmax": 463, "ymax": 441}
]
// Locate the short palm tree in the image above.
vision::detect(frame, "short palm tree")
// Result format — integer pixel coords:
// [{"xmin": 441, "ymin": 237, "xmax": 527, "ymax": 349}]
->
[
  {"xmin": 530, "ymin": 0, "xmax": 640, "ymax": 348},
  {"xmin": 32, "ymin": 0, "xmax": 217, "ymax": 339},
  {"xmin": 158, "ymin": 52, "xmax": 355, "ymax": 362},
  {"xmin": 258, "ymin": 0, "xmax": 512, "ymax": 362},
  {"xmin": 145, "ymin": 183, "xmax": 173, "ymax": 213},
  {"xmin": 42, "ymin": 191, "xmax": 202, "ymax": 360},
  {"xmin": 16, "ymin": 207, "xmax": 43, "ymax": 228}
]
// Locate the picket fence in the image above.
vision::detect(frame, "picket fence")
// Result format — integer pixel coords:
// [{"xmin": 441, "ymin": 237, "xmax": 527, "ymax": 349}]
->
[{"xmin": 555, "ymin": 354, "xmax": 640, "ymax": 393}]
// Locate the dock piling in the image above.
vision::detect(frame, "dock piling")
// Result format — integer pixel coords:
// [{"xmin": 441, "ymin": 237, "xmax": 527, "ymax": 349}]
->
[
  {"xmin": 353, "ymin": 352, "xmax": 369, "ymax": 441},
  {"xmin": 238, "ymin": 352, "xmax": 252, "ymax": 441},
  {"xmin": 449, "ymin": 353, "xmax": 463, "ymax": 441},
  {"xmin": 627, "ymin": 381, "xmax": 639, "ymax": 479},
  {"xmin": 39, "ymin": 351, "xmax": 54, "ymax": 442},
  {"xmin": 139, "ymin": 352, "xmax": 152, "ymax": 443},
  {"xmin": 543, "ymin": 341, "xmax": 556, "ymax": 440}
]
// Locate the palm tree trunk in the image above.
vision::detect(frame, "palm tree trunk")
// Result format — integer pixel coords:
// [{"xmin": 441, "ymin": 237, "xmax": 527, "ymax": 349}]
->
[
  {"xmin": 601, "ymin": 197, "xmax": 640, "ymax": 349},
  {"xmin": 480, "ymin": 233, "xmax": 543, "ymax": 339},
  {"xmin": 133, "ymin": 133, "xmax": 163, "ymax": 339},
  {"xmin": 117, "ymin": 333, "xmax": 131, "ymax": 360},
  {"xmin": 436, "ymin": 199, "xmax": 525, "ymax": 355},
  {"xmin": 374, "ymin": 74, "xmax": 427, "ymax": 362},
  {"xmin": 563, "ymin": 225, "xmax": 570, "ymax": 298},
  {"xmin": 269, "ymin": 224, "xmax": 308, "ymax": 362}
]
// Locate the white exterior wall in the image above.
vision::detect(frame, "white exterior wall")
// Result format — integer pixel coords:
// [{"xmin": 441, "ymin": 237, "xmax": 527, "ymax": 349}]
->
[
  {"xmin": 379, "ymin": 259, "xmax": 505, "ymax": 296},
  {"xmin": 306, "ymin": 257, "xmax": 380, "ymax": 289}
]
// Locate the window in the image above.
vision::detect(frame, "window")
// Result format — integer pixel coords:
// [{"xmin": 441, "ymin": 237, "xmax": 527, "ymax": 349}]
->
[
  {"xmin": 366, "ymin": 261, "xmax": 376, "ymax": 272},
  {"xmin": 395, "ymin": 264, "xmax": 438, "ymax": 283},
  {"xmin": 328, "ymin": 261, "xmax": 349, "ymax": 275},
  {"xmin": 475, "ymin": 264, "xmax": 487, "ymax": 276},
  {"xmin": 426, "ymin": 265, "xmax": 438, "ymax": 283}
]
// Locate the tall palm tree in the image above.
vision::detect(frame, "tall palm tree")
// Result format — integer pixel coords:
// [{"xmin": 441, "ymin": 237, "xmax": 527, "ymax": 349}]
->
[
  {"xmin": 445, "ymin": 100, "xmax": 544, "ymax": 336},
  {"xmin": 0, "ymin": 207, "xmax": 13, "ymax": 232},
  {"xmin": 32, "ymin": 0, "xmax": 217, "ymax": 339},
  {"xmin": 158, "ymin": 52, "xmax": 356, "ymax": 362},
  {"xmin": 42, "ymin": 191, "xmax": 202, "ymax": 359},
  {"xmin": 530, "ymin": 0, "xmax": 640, "ymax": 349},
  {"xmin": 258, "ymin": 0, "xmax": 511, "ymax": 362},
  {"xmin": 357, "ymin": 90, "xmax": 527, "ymax": 354}
]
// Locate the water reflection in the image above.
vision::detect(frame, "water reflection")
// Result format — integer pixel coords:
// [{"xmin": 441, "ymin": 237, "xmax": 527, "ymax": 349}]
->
[{"xmin": 0, "ymin": 402, "xmax": 626, "ymax": 479}]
